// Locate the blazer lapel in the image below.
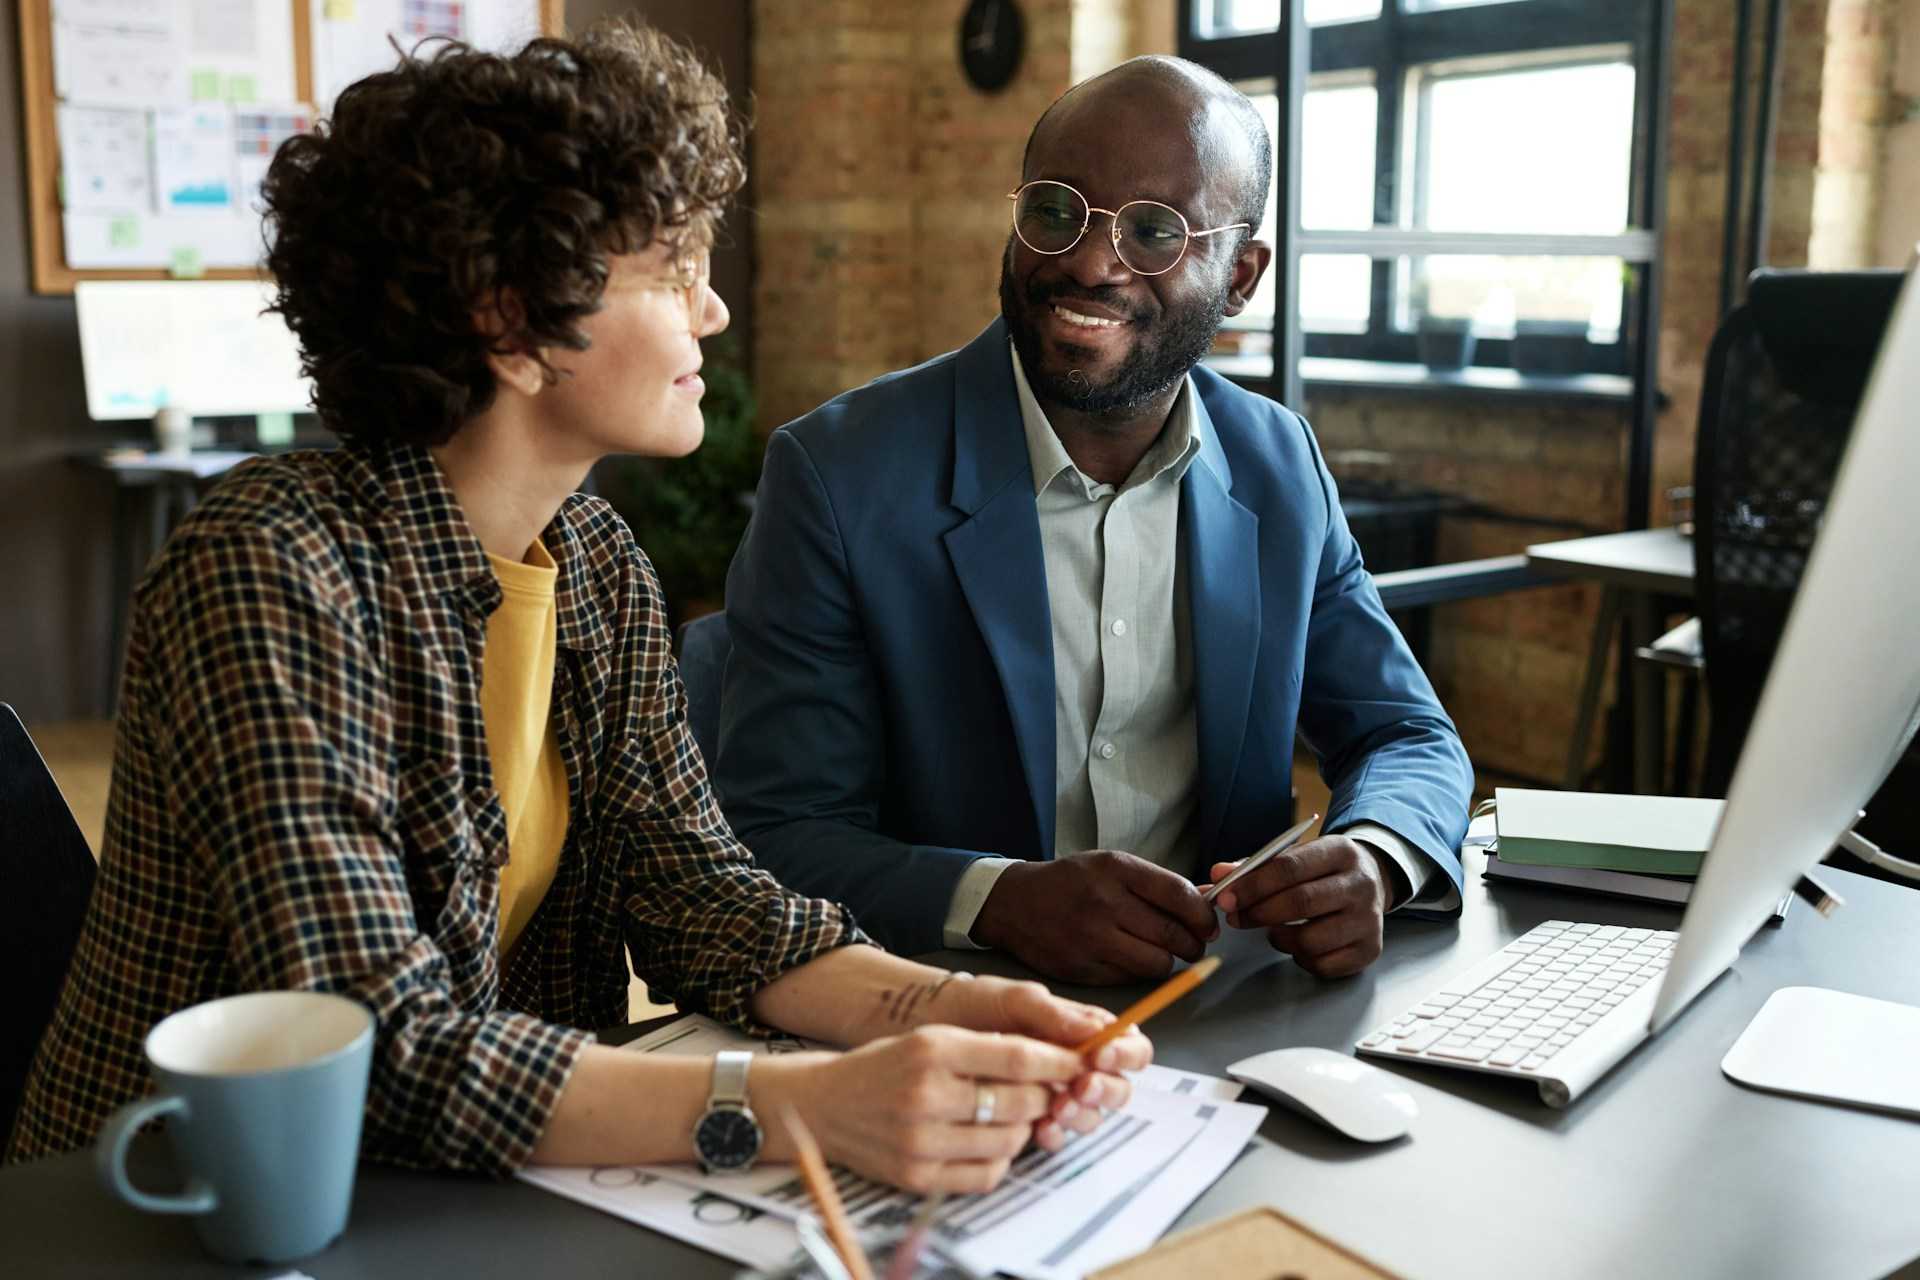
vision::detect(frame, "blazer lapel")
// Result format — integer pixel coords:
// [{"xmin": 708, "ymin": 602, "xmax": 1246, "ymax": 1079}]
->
[
  {"xmin": 942, "ymin": 320, "xmax": 1057, "ymax": 858},
  {"xmin": 1182, "ymin": 396, "xmax": 1261, "ymax": 854}
]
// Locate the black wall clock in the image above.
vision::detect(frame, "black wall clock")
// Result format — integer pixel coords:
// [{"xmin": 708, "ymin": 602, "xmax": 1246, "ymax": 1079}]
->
[{"xmin": 960, "ymin": 0, "xmax": 1025, "ymax": 94}]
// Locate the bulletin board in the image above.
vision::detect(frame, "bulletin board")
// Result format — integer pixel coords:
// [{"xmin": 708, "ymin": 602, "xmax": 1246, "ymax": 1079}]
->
[{"xmin": 19, "ymin": 0, "xmax": 563, "ymax": 295}]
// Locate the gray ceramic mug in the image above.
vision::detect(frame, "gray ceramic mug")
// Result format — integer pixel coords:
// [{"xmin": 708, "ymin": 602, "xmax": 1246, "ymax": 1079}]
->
[{"xmin": 95, "ymin": 990, "xmax": 376, "ymax": 1264}]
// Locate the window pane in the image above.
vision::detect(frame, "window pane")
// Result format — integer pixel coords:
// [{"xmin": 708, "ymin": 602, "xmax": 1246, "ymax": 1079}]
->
[
  {"xmin": 1197, "ymin": 0, "xmax": 1380, "ymax": 36},
  {"xmin": 1401, "ymin": 254, "xmax": 1625, "ymax": 338},
  {"xmin": 1405, "ymin": 0, "xmax": 1528, "ymax": 10},
  {"xmin": 1302, "ymin": 255, "xmax": 1373, "ymax": 334},
  {"xmin": 1230, "ymin": 82, "xmax": 1376, "ymax": 336},
  {"xmin": 1418, "ymin": 60, "xmax": 1636, "ymax": 235},
  {"xmin": 1302, "ymin": 83, "xmax": 1377, "ymax": 231}
]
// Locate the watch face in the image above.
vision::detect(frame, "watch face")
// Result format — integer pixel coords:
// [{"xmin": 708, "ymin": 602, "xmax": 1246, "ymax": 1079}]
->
[{"xmin": 695, "ymin": 1107, "xmax": 762, "ymax": 1171}]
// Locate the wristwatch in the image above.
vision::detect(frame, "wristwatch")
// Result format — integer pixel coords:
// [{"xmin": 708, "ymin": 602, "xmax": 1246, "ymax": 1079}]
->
[{"xmin": 692, "ymin": 1051, "xmax": 762, "ymax": 1175}]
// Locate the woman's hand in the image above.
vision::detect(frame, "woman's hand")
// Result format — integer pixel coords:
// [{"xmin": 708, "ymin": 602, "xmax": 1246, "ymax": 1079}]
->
[
  {"xmin": 935, "ymin": 976, "xmax": 1153, "ymax": 1148},
  {"xmin": 761, "ymin": 1026, "xmax": 1091, "ymax": 1195}
]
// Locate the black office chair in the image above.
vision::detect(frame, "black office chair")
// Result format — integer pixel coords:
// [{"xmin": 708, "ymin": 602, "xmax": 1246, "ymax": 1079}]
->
[
  {"xmin": 1, "ymin": 705, "xmax": 99, "ymax": 1147},
  {"xmin": 1691, "ymin": 269, "xmax": 1920, "ymax": 867},
  {"xmin": 675, "ymin": 610, "xmax": 733, "ymax": 768}
]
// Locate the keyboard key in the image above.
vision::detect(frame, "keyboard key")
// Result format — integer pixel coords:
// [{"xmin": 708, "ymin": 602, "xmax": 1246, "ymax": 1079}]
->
[
  {"xmin": 1425, "ymin": 993, "xmax": 1460, "ymax": 1008},
  {"xmin": 1360, "ymin": 1033, "xmax": 1391, "ymax": 1049},
  {"xmin": 1428, "ymin": 1039, "xmax": 1494, "ymax": 1062},
  {"xmin": 1519, "ymin": 1055, "xmax": 1549, "ymax": 1070},
  {"xmin": 1490, "ymin": 1047, "xmax": 1529, "ymax": 1067},
  {"xmin": 1410, "ymin": 1003, "xmax": 1450, "ymax": 1018},
  {"xmin": 1396, "ymin": 1026, "xmax": 1449, "ymax": 1053}
]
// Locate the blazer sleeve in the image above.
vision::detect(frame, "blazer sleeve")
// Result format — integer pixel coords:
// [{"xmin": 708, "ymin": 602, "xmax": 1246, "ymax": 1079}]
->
[
  {"xmin": 1291, "ymin": 420, "xmax": 1475, "ymax": 914},
  {"xmin": 716, "ymin": 428, "xmax": 998, "ymax": 956}
]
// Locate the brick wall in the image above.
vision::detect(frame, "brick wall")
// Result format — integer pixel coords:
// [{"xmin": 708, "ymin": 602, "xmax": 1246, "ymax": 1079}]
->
[
  {"xmin": 1874, "ymin": 0, "xmax": 1920, "ymax": 262},
  {"xmin": 746, "ymin": 0, "xmax": 1898, "ymax": 786},
  {"xmin": 752, "ymin": 0, "xmax": 1172, "ymax": 431}
]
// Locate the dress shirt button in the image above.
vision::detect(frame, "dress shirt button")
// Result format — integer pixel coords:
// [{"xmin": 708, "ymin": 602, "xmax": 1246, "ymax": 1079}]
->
[
  {"xmin": 1098, "ymin": 742, "xmax": 1117, "ymax": 760},
  {"xmin": 1110, "ymin": 619, "xmax": 1127, "ymax": 637}
]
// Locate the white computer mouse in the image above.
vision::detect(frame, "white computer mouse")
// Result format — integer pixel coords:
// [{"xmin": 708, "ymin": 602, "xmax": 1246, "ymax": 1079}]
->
[{"xmin": 1226, "ymin": 1047, "xmax": 1418, "ymax": 1143}]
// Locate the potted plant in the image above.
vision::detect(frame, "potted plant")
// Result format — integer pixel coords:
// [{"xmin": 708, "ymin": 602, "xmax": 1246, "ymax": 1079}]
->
[
  {"xmin": 1511, "ymin": 318, "xmax": 1592, "ymax": 375},
  {"xmin": 1411, "ymin": 279, "xmax": 1476, "ymax": 371},
  {"xmin": 601, "ymin": 336, "xmax": 760, "ymax": 627}
]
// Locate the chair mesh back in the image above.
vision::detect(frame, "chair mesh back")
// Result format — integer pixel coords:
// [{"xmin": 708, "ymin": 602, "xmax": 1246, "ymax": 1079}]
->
[{"xmin": 1694, "ymin": 270, "xmax": 1920, "ymax": 847}]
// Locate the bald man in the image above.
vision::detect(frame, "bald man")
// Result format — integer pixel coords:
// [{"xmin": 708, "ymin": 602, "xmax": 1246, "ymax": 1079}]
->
[{"xmin": 717, "ymin": 58, "xmax": 1474, "ymax": 984}]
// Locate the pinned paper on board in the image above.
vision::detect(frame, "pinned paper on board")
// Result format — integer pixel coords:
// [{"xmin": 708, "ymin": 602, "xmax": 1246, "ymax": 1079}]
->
[
  {"xmin": 56, "ymin": 105, "xmax": 151, "ymax": 213},
  {"xmin": 191, "ymin": 0, "xmax": 262, "ymax": 58},
  {"xmin": 153, "ymin": 106, "xmax": 235, "ymax": 211},
  {"xmin": 234, "ymin": 105, "xmax": 312, "ymax": 214}
]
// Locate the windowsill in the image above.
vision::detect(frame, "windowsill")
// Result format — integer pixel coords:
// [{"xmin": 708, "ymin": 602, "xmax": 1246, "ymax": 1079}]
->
[{"xmin": 1207, "ymin": 354, "xmax": 1635, "ymax": 404}]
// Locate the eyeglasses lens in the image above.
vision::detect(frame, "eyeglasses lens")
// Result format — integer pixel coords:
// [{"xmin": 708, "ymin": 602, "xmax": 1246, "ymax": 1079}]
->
[
  {"xmin": 1114, "ymin": 202, "xmax": 1188, "ymax": 274},
  {"xmin": 1014, "ymin": 183, "xmax": 1190, "ymax": 274}
]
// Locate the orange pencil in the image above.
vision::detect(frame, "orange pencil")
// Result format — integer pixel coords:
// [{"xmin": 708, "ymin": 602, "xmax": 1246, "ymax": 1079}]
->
[
  {"xmin": 1073, "ymin": 955, "xmax": 1222, "ymax": 1057},
  {"xmin": 779, "ymin": 1105, "xmax": 875, "ymax": 1280}
]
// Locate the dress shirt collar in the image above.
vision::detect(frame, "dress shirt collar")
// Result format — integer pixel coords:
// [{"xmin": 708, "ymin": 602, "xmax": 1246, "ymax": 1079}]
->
[{"xmin": 1008, "ymin": 343, "xmax": 1202, "ymax": 500}]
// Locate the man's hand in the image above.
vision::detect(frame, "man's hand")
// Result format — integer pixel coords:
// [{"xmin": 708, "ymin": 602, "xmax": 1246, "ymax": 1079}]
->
[
  {"xmin": 971, "ymin": 852, "xmax": 1218, "ymax": 985},
  {"xmin": 1207, "ymin": 836, "xmax": 1394, "ymax": 978}
]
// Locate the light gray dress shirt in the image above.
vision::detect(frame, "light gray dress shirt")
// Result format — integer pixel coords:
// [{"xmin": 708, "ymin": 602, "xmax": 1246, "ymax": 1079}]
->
[{"xmin": 941, "ymin": 346, "xmax": 1454, "ymax": 949}]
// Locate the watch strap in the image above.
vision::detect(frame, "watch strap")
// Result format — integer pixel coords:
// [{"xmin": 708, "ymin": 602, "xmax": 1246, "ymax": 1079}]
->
[{"xmin": 709, "ymin": 1049, "xmax": 752, "ymax": 1109}]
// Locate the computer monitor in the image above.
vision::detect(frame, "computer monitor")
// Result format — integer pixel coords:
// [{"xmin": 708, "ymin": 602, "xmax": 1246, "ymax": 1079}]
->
[
  {"xmin": 1648, "ymin": 258, "xmax": 1920, "ymax": 1041},
  {"xmin": 74, "ymin": 280, "xmax": 312, "ymax": 422}
]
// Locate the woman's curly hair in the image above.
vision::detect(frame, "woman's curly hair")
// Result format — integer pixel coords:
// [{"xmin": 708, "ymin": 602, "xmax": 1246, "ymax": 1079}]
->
[{"xmin": 261, "ymin": 20, "xmax": 744, "ymax": 446}]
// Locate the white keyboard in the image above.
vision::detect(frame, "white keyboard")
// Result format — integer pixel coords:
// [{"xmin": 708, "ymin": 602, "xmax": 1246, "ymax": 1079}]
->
[{"xmin": 1356, "ymin": 920, "xmax": 1676, "ymax": 1107}]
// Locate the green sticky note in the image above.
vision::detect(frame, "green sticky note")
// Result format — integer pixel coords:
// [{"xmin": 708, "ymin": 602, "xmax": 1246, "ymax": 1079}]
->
[
  {"xmin": 190, "ymin": 69, "xmax": 221, "ymax": 100},
  {"xmin": 169, "ymin": 246, "xmax": 204, "ymax": 278},
  {"xmin": 226, "ymin": 74, "xmax": 256, "ymax": 103},
  {"xmin": 108, "ymin": 215, "xmax": 140, "ymax": 248},
  {"xmin": 255, "ymin": 411, "xmax": 295, "ymax": 446}
]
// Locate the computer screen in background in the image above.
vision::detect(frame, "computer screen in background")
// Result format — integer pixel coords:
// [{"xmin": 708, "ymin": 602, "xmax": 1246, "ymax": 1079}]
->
[
  {"xmin": 1646, "ymin": 257, "xmax": 1920, "ymax": 1108},
  {"xmin": 74, "ymin": 280, "xmax": 311, "ymax": 422}
]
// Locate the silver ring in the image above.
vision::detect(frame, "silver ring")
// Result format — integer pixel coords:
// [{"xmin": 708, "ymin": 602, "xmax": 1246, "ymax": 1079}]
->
[{"xmin": 973, "ymin": 1083, "xmax": 996, "ymax": 1126}]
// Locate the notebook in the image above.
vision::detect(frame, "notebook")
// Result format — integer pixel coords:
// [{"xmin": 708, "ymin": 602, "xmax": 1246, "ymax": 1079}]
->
[{"xmin": 1489, "ymin": 788, "xmax": 1725, "ymax": 876}]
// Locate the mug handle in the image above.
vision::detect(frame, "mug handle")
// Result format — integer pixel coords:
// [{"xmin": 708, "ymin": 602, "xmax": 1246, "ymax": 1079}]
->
[{"xmin": 95, "ymin": 1094, "xmax": 218, "ymax": 1215}]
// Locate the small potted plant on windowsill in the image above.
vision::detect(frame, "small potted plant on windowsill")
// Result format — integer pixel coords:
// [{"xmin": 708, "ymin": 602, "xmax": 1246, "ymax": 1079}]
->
[
  {"xmin": 1511, "ymin": 318, "xmax": 1592, "ymax": 376},
  {"xmin": 1411, "ymin": 280, "xmax": 1476, "ymax": 371}
]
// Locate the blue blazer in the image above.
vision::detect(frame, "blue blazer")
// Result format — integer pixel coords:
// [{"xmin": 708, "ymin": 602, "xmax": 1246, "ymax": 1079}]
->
[{"xmin": 717, "ymin": 319, "xmax": 1473, "ymax": 955}]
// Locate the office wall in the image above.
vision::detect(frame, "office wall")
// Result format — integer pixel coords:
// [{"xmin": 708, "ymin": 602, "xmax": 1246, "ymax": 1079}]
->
[
  {"xmin": 1876, "ymin": 0, "xmax": 1920, "ymax": 264},
  {"xmin": 0, "ymin": 0, "xmax": 751, "ymax": 724},
  {"xmin": 750, "ymin": 0, "xmax": 1173, "ymax": 433}
]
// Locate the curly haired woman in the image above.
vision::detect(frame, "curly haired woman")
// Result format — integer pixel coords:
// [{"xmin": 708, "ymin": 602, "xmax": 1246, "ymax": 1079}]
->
[{"xmin": 8, "ymin": 22, "xmax": 1148, "ymax": 1189}]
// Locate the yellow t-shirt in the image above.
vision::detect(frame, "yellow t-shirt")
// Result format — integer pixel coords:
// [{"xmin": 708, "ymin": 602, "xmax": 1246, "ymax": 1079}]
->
[{"xmin": 481, "ymin": 540, "xmax": 570, "ymax": 955}]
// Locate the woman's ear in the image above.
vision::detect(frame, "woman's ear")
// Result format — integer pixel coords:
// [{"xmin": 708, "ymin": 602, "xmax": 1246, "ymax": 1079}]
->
[{"xmin": 473, "ymin": 290, "xmax": 546, "ymax": 398}]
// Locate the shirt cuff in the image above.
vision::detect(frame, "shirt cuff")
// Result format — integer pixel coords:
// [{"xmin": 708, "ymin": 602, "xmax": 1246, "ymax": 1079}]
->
[
  {"xmin": 943, "ymin": 857, "xmax": 1017, "ymax": 950},
  {"xmin": 1341, "ymin": 822, "xmax": 1461, "ymax": 914}
]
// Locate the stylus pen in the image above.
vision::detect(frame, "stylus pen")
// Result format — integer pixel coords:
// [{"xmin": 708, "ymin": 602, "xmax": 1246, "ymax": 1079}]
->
[{"xmin": 1201, "ymin": 813, "xmax": 1321, "ymax": 905}]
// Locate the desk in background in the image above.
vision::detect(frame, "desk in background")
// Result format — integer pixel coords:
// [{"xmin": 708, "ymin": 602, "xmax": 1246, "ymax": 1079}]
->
[
  {"xmin": 1526, "ymin": 527, "xmax": 1694, "ymax": 795},
  {"xmin": 4, "ymin": 853, "xmax": 1916, "ymax": 1279},
  {"xmin": 72, "ymin": 449, "xmax": 262, "ymax": 712}
]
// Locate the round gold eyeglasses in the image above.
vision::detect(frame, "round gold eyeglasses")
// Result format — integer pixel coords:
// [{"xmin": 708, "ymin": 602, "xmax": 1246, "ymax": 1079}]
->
[
  {"xmin": 641, "ymin": 247, "xmax": 713, "ymax": 332},
  {"xmin": 1008, "ymin": 180, "xmax": 1251, "ymax": 276}
]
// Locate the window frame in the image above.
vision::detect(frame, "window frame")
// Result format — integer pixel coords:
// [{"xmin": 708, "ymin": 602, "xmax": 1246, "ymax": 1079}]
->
[{"xmin": 1182, "ymin": 0, "xmax": 1659, "ymax": 378}]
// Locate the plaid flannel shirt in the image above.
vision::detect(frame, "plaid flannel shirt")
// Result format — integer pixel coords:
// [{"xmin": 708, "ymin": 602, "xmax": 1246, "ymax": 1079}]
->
[{"xmin": 8, "ymin": 442, "xmax": 864, "ymax": 1172}]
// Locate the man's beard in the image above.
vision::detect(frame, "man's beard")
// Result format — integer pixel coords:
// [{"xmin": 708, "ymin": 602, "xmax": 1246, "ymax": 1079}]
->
[{"xmin": 1000, "ymin": 243, "xmax": 1229, "ymax": 422}]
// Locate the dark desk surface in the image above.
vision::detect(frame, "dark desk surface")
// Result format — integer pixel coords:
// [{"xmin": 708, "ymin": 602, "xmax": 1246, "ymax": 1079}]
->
[{"xmin": 6, "ymin": 853, "xmax": 1918, "ymax": 1279}]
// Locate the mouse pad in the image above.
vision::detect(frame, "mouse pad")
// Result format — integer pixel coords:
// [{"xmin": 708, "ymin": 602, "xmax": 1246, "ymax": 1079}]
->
[{"xmin": 1089, "ymin": 1205, "xmax": 1402, "ymax": 1280}]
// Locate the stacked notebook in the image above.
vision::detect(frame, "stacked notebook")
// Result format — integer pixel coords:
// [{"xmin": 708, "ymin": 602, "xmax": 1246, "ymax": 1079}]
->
[{"xmin": 1479, "ymin": 788, "xmax": 1724, "ymax": 905}]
